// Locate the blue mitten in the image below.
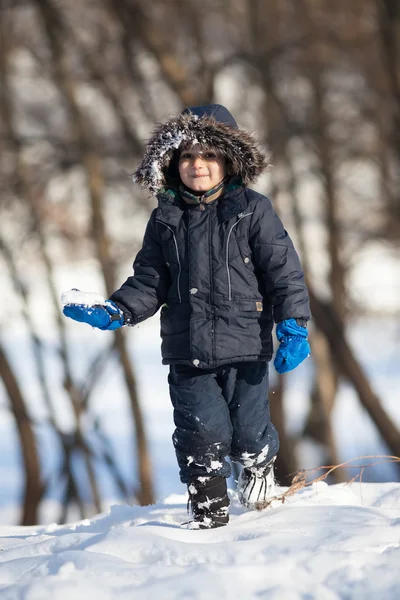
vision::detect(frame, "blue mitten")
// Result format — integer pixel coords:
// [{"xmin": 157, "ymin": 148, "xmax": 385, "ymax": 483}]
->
[
  {"xmin": 274, "ymin": 318, "xmax": 310, "ymax": 374},
  {"xmin": 62, "ymin": 290, "xmax": 124, "ymax": 331}
]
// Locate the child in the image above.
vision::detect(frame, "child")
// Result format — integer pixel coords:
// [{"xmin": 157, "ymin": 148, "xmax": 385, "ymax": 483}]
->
[{"xmin": 63, "ymin": 104, "xmax": 311, "ymax": 529}]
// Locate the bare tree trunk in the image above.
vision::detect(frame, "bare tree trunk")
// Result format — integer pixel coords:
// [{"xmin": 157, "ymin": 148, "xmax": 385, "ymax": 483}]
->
[
  {"xmin": 297, "ymin": 0, "xmax": 346, "ymax": 318},
  {"xmin": 109, "ymin": 0, "xmax": 199, "ymax": 107},
  {"xmin": 269, "ymin": 377, "xmax": 298, "ymax": 485},
  {"xmin": 116, "ymin": 335, "xmax": 154, "ymax": 504},
  {"xmin": 247, "ymin": 0, "xmax": 348, "ymax": 479},
  {"xmin": 285, "ymin": 149, "xmax": 344, "ymax": 478},
  {"xmin": 1, "ymin": 25, "xmax": 103, "ymax": 517},
  {"xmin": 377, "ymin": 0, "xmax": 400, "ymax": 234},
  {"xmin": 308, "ymin": 330, "xmax": 346, "ymax": 481},
  {"xmin": 0, "ymin": 344, "xmax": 43, "ymax": 525},
  {"xmin": 260, "ymin": 87, "xmax": 344, "ymax": 478},
  {"xmin": 34, "ymin": 0, "xmax": 154, "ymax": 505},
  {"xmin": 248, "ymin": 0, "xmax": 299, "ymax": 483},
  {"xmin": 309, "ymin": 287, "xmax": 400, "ymax": 464}
]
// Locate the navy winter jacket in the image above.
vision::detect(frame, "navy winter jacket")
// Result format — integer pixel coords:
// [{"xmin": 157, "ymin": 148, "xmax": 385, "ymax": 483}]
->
[{"xmin": 111, "ymin": 184, "xmax": 310, "ymax": 369}]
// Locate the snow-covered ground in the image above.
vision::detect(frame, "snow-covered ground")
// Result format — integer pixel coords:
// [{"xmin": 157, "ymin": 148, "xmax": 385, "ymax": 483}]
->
[
  {"xmin": 0, "ymin": 273, "xmax": 399, "ymax": 597},
  {"xmin": 0, "ymin": 481, "xmax": 399, "ymax": 599}
]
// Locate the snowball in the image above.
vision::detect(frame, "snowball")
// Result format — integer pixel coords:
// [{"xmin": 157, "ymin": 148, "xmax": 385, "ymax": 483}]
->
[{"xmin": 61, "ymin": 289, "xmax": 106, "ymax": 307}]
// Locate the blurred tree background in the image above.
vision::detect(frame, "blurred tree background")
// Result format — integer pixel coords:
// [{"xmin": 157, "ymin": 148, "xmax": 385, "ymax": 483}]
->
[{"xmin": 0, "ymin": 0, "xmax": 399, "ymax": 525}]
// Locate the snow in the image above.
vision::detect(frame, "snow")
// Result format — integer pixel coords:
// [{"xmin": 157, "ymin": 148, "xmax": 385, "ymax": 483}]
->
[
  {"xmin": 61, "ymin": 289, "xmax": 106, "ymax": 306},
  {"xmin": 0, "ymin": 481, "xmax": 399, "ymax": 599},
  {"xmin": 240, "ymin": 444, "xmax": 270, "ymax": 468}
]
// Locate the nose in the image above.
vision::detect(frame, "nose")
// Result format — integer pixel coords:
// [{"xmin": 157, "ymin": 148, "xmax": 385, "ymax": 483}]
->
[{"xmin": 192, "ymin": 155, "xmax": 205, "ymax": 167}]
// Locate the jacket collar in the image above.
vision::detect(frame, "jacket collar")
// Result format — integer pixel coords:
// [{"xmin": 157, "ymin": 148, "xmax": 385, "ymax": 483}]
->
[
  {"xmin": 217, "ymin": 185, "xmax": 248, "ymax": 221},
  {"xmin": 179, "ymin": 179, "xmax": 226, "ymax": 205},
  {"xmin": 155, "ymin": 189, "xmax": 184, "ymax": 228},
  {"xmin": 156, "ymin": 182, "xmax": 248, "ymax": 226}
]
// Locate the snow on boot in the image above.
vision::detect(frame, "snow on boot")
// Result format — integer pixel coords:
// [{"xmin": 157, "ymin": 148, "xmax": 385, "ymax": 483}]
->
[
  {"xmin": 237, "ymin": 458, "xmax": 276, "ymax": 510},
  {"xmin": 185, "ymin": 476, "xmax": 229, "ymax": 529}
]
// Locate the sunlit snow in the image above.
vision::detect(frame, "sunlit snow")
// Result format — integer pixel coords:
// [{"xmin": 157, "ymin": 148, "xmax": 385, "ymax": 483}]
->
[{"xmin": 0, "ymin": 482, "xmax": 398, "ymax": 599}]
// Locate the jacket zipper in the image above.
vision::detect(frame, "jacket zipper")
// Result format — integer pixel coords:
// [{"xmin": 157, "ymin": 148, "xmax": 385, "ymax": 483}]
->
[
  {"xmin": 226, "ymin": 212, "xmax": 254, "ymax": 301},
  {"xmin": 156, "ymin": 221, "xmax": 182, "ymax": 303},
  {"xmin": 208, "ymin": 210, "xmax": 216, "ymax": 366}
]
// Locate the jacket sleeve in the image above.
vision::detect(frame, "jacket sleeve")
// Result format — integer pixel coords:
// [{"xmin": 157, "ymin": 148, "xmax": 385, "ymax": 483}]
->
[
  {"xmin": 249, "ymin": 195, "xmax": 311, "ymax": 323},
  {"xmin": 109, "ymin": 209, "xmax": 171, "ymax": 325}
]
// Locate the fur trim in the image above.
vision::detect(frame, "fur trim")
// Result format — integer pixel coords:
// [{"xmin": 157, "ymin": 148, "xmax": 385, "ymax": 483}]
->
[{"xmin": 133, "ymin": 113, "xmax": 270, "ymax": 193}]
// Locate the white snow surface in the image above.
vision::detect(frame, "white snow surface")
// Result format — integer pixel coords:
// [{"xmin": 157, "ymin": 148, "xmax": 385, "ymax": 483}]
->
[
  {"xmin": 0, "ymin": 482, "xmax": 399, "ymax": 599},
  {"xmin": 61, "ymin": 289, "xmax": 106, "ymax": 306}
]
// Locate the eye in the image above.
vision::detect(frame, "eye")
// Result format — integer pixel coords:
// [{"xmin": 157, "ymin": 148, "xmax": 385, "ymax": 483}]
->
[
  {"xmin": 180, "ymin": 152, "xmax": 192, "ymax": 160},
  {"xmin": 204, "ymin": 152, "xmax": 217, "ymax": 160}
]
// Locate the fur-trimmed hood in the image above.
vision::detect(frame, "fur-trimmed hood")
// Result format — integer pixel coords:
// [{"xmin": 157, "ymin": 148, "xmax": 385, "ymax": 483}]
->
[{"xmin": 133, "ymin": 104, "xmax": 270, "ymax": 194}]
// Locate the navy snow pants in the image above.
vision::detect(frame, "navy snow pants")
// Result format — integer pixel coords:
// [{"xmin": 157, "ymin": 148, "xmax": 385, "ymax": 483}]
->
[{"xmin": 168, "ymin": 361, "xmax": 279, "ymax": 483}]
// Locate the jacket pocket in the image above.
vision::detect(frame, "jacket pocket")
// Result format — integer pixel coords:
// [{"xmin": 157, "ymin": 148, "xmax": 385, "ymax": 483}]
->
[
  {"xmin": 236, "ymin": 235, "xmax": 256, "ymax": 269},
  {"xmin": 160, "ymin": 303, "xmax": 191, "ymax": 360},
  {"xmin": 226, "ymin": 235, "xmax": 259, "ymax": 300},
  {"xmin": 156, "ymin": 221, "xmax": 182, "ymax": 303},
  {"xmin": 225, "ymin": 213, "xmax": 254, "ymax": 301}
]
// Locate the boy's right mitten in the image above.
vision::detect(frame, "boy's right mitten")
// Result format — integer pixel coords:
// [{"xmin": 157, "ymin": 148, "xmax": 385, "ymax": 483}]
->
[
  {"xmin": 274, "ymin": 318, "xmax": 310, "ymax": 374},
  {"xmin": 61, "ymin": 289, "xmax": 124, "ymax": 331}
]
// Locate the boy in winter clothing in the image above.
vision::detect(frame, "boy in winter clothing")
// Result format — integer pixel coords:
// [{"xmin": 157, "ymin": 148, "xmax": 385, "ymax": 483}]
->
[{"xmin": 63, "ymin": 104, "xmax": 311, "ymax": 529}]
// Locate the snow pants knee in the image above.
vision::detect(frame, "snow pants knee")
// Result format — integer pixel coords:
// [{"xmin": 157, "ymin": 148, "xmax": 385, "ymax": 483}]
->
[{"xmin": 168, "ymin": 361, "xmax": 279, "ymax": 483}]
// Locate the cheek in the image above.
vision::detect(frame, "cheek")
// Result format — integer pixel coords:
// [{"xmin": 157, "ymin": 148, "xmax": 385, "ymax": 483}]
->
[
  {"xmin": 214, "ymin": 161, "xmax": 227, "ymax": 179},
  {"xmin": 178, "ymin": 163, "xmax": 188, "ymax": 180}
]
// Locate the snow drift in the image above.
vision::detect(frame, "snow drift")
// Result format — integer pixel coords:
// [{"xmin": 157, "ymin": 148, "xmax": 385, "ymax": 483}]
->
[{"xmin": 0, "ymin": 481, "xmax": 399, "ymax": 600}]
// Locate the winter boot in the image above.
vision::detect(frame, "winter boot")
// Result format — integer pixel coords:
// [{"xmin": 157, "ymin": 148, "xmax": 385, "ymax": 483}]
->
[
  {"xmin": 186, "ymin": 476, "xmax": 230, "ymax": 529},
  {"xmin": 237, "ymin": 457, "xmax": 276, "ymax": 510}
]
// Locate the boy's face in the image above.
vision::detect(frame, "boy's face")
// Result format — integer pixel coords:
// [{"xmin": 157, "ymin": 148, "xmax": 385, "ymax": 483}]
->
[{"xmin": 178, "ymin": 146, "xmax": 227, "ymax": 192}]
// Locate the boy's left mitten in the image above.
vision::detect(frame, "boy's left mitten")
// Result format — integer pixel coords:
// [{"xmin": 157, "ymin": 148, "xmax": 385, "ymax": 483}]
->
[
  {"xmin": 61, "ymin": 289, "xmax": 124, "ymax": 331},
  {"xmin": 274, "ymin": 318, "xmax": 310, "ymax": 374}
]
